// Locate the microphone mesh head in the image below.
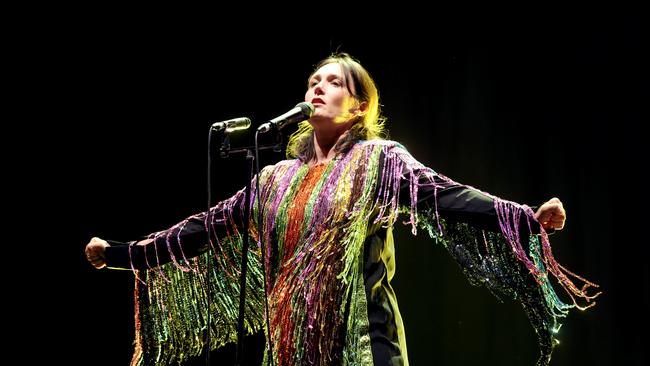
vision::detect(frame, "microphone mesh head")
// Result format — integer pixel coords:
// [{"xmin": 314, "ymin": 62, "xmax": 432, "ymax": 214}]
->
[{"xmin": 295, "ymin": 102, "xmax": 315, "ymax": 117}]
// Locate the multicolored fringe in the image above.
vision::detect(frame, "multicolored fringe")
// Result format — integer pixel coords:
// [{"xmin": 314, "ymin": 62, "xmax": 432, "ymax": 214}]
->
[
  {"xmin": 258, "ymin": 143, "xmax": 384, "ymax": 366},
  {"xmin": 127, "ymin": 140, "xmax": 599, "ymax": 366},
  {"xmin": 129, "ymin": 189, "xmax": 266, "ymax": 366},
  {"xmin": 389, "ymin": 144, "xmax": 601, "ymax": 365}
]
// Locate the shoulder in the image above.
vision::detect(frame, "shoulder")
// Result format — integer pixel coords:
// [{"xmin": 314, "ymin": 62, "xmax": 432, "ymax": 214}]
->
[
  {"xmin": 258, "ymin": 158, "xmax": 301, "ymax": 181},
  {"xmin": 360, "ymin": 140, "xmax": 428, "ymax": 172},
  {"xmin": 354, "ymin": 139, "xmax": 408, "ymax": 153},
  {"xmin": 354, "ymin": 139, "xmax": 413, "ymax": 158},
  {"xmin": 274, "ymin": 158, "xmax": 300, "ymax": 168},
  {"xmin": 345, "ymin": 140, "xmax": 425, "ymax": 170},
  {"xmin": 262, "ymin": 158, "xmax": 300, "ymax": 173}
]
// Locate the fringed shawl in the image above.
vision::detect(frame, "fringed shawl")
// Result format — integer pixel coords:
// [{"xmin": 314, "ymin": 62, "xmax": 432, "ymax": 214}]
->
[{"xmin": 126, "ymin": 140, "xmax": 599, "ymax": 366}]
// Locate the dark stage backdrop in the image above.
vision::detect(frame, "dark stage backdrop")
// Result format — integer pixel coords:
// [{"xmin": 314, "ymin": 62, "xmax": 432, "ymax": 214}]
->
[{"xmin": 43, "ymin": 13, "xmax": 646, "ymax": 366}]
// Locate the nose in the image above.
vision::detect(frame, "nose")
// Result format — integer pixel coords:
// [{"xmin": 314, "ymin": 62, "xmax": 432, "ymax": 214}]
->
[{"xmin": 313, "ymin": 82, "xmax": 324, "ymax": 96}]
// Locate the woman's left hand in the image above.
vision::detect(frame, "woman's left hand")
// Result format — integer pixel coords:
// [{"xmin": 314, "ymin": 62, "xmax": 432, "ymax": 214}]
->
[{"xmin": 534, "ymin": 197, "xmax": 566, "ymax": 230}]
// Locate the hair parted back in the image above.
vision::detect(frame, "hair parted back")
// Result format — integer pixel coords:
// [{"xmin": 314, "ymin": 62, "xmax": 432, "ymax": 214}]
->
[{"xmin": 286, "ymin": 52, "xmax": 387, "ymax": 161}]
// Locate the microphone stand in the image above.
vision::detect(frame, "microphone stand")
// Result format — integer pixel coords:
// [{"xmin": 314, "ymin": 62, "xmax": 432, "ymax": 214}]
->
[{"xmin": 208, "ymin": 127, "xmax": 281, "ymax": 366}]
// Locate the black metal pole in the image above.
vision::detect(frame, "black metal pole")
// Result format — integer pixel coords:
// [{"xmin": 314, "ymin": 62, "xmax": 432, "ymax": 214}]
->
[{"xmin": 234, "ymin": 149, "xmax": 254, "ymax": 366}]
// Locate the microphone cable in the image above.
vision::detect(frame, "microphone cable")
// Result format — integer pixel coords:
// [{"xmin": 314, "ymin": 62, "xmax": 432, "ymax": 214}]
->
[
  {"xmin": 205, "ymin": 126, "xmax": 215, "ymax": 366},
  {"xmin": 255, "ymin": 130, "xmax": 275, "ymax": 366}
]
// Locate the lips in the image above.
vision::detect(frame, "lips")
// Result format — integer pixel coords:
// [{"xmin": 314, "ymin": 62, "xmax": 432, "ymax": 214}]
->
[{"xmin": 311, "ymin": 98, "xmax": 325, "ymax": 105}]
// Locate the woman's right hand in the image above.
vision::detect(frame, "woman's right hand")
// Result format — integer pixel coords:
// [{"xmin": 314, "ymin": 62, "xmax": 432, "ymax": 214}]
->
[{"xmin": 85, "ymin": 237, "xmax": 109, "ymax": 269}]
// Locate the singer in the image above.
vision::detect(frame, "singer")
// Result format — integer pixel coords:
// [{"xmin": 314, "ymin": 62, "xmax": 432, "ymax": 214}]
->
[{"xmin": 85, "ymin": 53, "xmax": 599, "ymax": 366}]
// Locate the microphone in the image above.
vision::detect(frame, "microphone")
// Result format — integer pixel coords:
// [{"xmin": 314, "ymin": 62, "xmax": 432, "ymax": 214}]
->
[
  {"xmin": 211, "ymin": 117, "xmax": 251, "ymax": 133},
  {"xmin": 257, "ymin": 102, "xmax": 314, "ymax": 133}
]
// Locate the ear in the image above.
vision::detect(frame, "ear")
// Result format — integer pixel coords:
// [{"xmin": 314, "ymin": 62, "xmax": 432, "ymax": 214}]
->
[
  {"xmin": 350, "ymin": 101, "xmax": 369, "ymax": 116},
  {"xmin": 358, "ymin": 101, "xmax": 369, "ymax": 114}
]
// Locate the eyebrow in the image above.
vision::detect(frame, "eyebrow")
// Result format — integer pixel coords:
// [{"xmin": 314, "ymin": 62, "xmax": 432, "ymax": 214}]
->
[{"xmin": 309, "ymin": 73, "xmax": 344, "ymax": 82}]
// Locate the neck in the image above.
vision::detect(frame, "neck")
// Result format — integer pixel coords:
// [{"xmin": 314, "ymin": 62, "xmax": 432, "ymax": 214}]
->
[{"xmin": 312, "ymin": 124, "xmax": 352, "ymax": 164}]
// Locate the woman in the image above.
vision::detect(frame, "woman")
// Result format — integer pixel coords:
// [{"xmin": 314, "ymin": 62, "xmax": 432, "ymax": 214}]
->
[{"xmin": 86, "ymin": 53, "xmax": 598, "ymax": 366}]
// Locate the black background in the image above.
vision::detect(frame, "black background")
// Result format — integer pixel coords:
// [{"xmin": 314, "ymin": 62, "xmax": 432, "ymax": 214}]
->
[{"xmin": 24, "ymin": 9, "xmax": 647, "ymax": 366}]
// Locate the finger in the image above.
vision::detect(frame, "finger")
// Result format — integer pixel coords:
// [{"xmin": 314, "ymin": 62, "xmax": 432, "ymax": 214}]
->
[
  {"xmin": 549, "ymin": 216, "xmax": 565, "ymax": 227},
  {"xmin": 538, "ymin": 214, "xmax": 553, "ymax": 226},
  {"xmin": 88, "ymin": 252, "xmax": 105, "ymax": 260},
  {"xmin": 549, "ymin": 220, "xmax": 564, "ymax": 227},
  {"xmin": 549, "ymin": 213, "xmax": 565, "ymax": 221},
  {"xmin": 541, "ymin": 221, "xmax": 554, "ymax": 230},
  {"xmin": 545, "ymin": 205, "xmax": 565, "ymax": 219},
  {"xmin": 550, "ymin": 222, "xmax": 564, "ymax": 230},
  {"xmin": 90, "ymin": 258, "xmax": 106, "ymax": 269},
  {"xmin": 89, "ymin": 237, "xmax": 107, "ymax": 247},
  {"xmin": 545, "ymin": 202, "xmax": 562, "ymax": 211},
  {"xmin": 548, "ymin": 212, "xmax": 565, "ymax": 222}
]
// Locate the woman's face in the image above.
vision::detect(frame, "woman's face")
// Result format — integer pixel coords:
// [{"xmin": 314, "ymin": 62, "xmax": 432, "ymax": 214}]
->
[{"xmin": 305, "ymin": 63, "xmax": 359, "ymax": 126}]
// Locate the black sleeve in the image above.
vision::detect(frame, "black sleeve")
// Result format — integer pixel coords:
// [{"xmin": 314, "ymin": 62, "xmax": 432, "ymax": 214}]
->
[
  {"xmin": 379, "ymin": 151, "xmax": 541, "ymax": 234},
  {"xmin": 104, "ymin": 217, "xmax": 206, "ymax": 270},
  {"xmin": 105, "ymin": 199, "xmax": 246, "ymax": 270},
  {"xmin": 404, "ymin": 171, "xmax": 499, "ymax": 231}
]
